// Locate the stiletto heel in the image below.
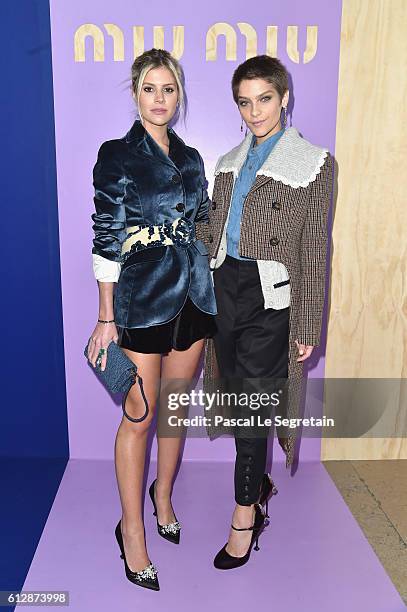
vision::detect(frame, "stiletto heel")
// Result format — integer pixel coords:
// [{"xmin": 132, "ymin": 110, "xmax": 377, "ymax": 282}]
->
[
  {"xmin": 254, "ymin": 535, "xmax": 260, "ymax": 551},
  {"xmin": 259, "ymin": 473, "xmax": 278, "ymax": 518},
  {"xmin": 115, "ymin": 520, "xmax": 159, "ymax": 590},
  {"xmin": 213, "ymin": 504, "xmax": 266, "ymax": 570},
  {"xmin": 148, "ymin": 479, "xmax": 181, "ymax": 544}
]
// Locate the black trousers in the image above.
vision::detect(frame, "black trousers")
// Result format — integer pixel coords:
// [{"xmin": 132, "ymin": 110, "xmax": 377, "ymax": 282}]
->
[{"xmin": 213, "ymin": 254, "xmax": 289, "ymax": 506}]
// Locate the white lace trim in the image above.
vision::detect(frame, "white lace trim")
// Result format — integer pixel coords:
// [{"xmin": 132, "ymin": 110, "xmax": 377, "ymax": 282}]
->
[{"xmin": 215, "ymin": 127, "xmax": 329, "ymax": 189}]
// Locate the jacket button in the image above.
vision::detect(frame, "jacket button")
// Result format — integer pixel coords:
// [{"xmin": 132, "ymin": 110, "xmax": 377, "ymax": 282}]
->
[
  {"xmin": 176, "ymin": 203, "xmax": 184, "ymax": 212},
  {"xmin": 208, "ymin": 234, "xmax": 213, "ymax": 243},
  {"xmin": 269, "ymin": 237, "xmax": 279, "ymax": 246},
  {"xmin": 272, "ymin": 201, "xmax": 281, "ymax": 210},
  {"xmin": 211, "ymin": 201, "xmax": 217, "ymax": 210},
  {"xmin": 171, "ymin": 174, "xmax": 181, "ymax": 183}
]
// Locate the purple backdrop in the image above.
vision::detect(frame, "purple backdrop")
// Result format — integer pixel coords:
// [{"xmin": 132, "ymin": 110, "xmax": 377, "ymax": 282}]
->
[{"xmin": 49, "ymin": 0, "xmax": 342, "ymax": 460}]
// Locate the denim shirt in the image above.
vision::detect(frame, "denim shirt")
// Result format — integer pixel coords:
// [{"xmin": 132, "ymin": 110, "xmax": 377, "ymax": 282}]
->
[{"xmin": 226, "ymin": 128, "xmax": 285, "ymax": 260}]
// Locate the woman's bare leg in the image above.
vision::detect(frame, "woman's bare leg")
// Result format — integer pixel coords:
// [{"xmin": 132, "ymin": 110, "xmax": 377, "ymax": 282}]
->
[
  {"xmin": 114, "ymin": 350, "xmax": 161, "ymax": 572},
  {"xmin": 153, "ymin": 339, "xmax": 204, "ymax": 525}
]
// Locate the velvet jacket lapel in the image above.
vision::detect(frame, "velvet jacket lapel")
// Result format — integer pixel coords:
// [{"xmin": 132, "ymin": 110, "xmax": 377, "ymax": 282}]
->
[{"xmin": 124, "ymin": 118, "xmax": 188, "ymax": 172}]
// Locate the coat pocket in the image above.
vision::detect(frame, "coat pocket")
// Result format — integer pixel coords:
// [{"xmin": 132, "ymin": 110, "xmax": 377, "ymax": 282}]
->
[
  {"xmin": 122, "ymin": 246, "xmax": 166, "ymax": 271},
  {"xmin": 273, "ymin": 279, "xmax": 290, "ymax": 289},
  {"xmin": 256, "ymin": 260, "xmax": 291, "ymax": 310}
]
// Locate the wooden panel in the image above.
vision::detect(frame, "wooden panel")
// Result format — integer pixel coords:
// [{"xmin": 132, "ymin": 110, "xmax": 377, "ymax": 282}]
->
[{"xmin": 322, "ymin": 0, "xmax": 407, "ymax": 460}]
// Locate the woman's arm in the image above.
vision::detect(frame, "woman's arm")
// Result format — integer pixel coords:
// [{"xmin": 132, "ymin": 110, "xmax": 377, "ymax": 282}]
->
[
  {"xmin": 91, "ymin": 140, "xmax": 127, "ymax": 266},
  {"xmin": 87, "ymin": 141, "xmax": 126, "ymax": 369},
  {"xmin": 296, "ymin": 152, "xmax": 334, "ymax": 352}
]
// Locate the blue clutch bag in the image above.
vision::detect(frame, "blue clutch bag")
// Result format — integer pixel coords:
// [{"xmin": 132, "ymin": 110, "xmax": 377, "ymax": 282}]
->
[{"xmin": 84, "ymin": 338, "xmax": 149, "ymax": 422}]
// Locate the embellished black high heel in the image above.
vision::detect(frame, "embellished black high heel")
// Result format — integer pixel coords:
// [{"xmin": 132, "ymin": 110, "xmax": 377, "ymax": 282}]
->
[
  {"xmin": 213, "ymin": 504, "xmax": 266, "ymax": 570},
  {"xmin": 258, "ymin": 473, "xmax": 278, "ymax": 518},
  {"xmin": 115, "ymin": 520, "xmax": 159, "ymax": 590},
  {"xmin": 148, "ymin": 479, "xmax": 181, "ymax": 544}
]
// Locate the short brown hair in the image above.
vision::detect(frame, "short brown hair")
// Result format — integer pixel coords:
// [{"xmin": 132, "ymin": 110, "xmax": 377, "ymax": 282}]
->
[
  {"xmin": 130, "ymin": 48, "xmax": 187, "ymax": 123},
  {"xmin": 231, "ymin": 55, "xmax": 289, "ymax": 104}
]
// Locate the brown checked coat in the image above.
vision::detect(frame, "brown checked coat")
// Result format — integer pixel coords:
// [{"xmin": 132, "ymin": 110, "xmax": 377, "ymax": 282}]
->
[{"xmin": 195, "ymin": 127, "xmax": 334, "ymax": 468}]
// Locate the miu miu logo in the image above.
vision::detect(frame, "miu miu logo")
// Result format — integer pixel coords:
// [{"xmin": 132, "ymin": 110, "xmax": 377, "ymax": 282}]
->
[{"xmin": 74, "ymin": 23, "xmax": 318, "ymax": 63}]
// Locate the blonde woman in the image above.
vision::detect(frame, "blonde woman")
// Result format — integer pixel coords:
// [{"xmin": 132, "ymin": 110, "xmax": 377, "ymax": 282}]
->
[{"xmin": 86, "ymin": 49, "xmax": 217, "ymax": 590}]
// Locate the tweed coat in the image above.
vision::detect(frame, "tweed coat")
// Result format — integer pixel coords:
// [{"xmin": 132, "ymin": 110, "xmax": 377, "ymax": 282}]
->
[{"xmin": 195, "ymin": 127, "xmax": 334, "ymax": 468}]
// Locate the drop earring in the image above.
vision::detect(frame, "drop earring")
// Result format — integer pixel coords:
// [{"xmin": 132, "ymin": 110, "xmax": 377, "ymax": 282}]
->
[
  {"xmin": 240, "ymin": 117, "xmax": 244, "ymax": 132},
  {"xmin": 283, "ymin": 106, "xmax": 287, "ymax": 127}
]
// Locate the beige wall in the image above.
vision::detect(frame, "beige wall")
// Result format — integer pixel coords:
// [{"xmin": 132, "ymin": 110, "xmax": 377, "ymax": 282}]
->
[{"xmin": 322, "ymin": 0, "xmax": 407, "ymax": 459}]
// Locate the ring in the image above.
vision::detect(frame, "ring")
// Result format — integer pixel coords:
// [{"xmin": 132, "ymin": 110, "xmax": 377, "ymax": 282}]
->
[{"xmin": 98, "ymin": 348, "xmax": 106, "ymax": 356}]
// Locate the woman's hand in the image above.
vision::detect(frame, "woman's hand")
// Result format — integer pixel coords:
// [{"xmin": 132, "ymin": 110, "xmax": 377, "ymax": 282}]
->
[
  {"xmin": 295, "ymin": 339, "xmax": 314, "ymax": 362},
  {"xmin": 87, "ymin": 322, "xmax": 118, "ymax": 371}
]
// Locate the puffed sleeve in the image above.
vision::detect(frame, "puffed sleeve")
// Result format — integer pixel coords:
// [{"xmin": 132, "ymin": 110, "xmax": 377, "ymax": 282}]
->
[{"xmin": 91, "ymin": 141, "xmax": 127, "ymax": 282}]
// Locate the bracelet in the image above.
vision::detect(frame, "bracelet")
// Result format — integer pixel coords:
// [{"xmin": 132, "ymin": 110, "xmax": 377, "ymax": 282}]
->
[{"xmin": 98, "ymin": 318, "xmax": 115, "ymax": 324}]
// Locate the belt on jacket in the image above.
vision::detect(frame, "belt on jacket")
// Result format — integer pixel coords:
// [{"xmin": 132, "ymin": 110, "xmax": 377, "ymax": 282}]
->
[{"xmin": 121, "ymin": 216, "xmax": 196, "ymax": 260}]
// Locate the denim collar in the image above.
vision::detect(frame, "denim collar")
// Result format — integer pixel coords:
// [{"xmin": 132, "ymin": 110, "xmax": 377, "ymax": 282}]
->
[{"xmin": 247, "ymin": 128, "xmax": 285, "ymax": 163}]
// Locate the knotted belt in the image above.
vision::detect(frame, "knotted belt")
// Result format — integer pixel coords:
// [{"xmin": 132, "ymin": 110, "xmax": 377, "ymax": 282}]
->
[{"xmin": 121, "ymin": 216, "xmax": 196, "ymax": 262}]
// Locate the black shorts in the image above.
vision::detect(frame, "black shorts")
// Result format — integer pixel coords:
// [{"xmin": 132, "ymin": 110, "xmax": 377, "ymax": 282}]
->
[{"xmin": 116, "ymin": 296, "xmax": 217, "ymax": 354}]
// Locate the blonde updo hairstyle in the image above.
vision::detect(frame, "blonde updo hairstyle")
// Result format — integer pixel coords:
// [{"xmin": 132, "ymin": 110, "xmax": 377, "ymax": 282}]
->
[{"xmin": 131, "ymin": 48, "xmax": 187, "ymax": 125}]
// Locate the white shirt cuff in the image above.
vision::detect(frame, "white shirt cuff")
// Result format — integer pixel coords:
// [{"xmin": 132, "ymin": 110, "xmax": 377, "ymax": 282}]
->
[{"xmin": 92, "ymin": 253, "xmax": 121, "ymax": 282}]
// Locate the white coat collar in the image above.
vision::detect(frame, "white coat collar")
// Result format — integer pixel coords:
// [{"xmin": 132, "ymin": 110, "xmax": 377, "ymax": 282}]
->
[{"xmin": 215, "ymin": 126, "xmax": 329, "ymax": 189}]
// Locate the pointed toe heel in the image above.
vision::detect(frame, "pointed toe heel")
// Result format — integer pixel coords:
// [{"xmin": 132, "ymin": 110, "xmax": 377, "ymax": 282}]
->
[
  {"xmin": 149, "ymin": 479, "xmax": 181, "ymax": 545},
  {"xmin": 115, "ymin": 520, "xmax": 160, "ymax": 591}
]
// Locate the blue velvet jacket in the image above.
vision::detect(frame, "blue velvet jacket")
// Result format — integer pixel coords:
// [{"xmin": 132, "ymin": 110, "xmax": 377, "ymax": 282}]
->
[{"xmin": 91, "ymin": 119, "xmax": 217, "ymax": 328}]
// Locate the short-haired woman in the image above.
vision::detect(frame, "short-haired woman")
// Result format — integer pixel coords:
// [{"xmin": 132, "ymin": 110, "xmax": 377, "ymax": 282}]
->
[
  {"xmin": 86, "ymin": 49, "xmax": 217, "ymax": 590},
  {"xmin": 202, "ymin": 55, "xmax": 334, "ymax": 569}
]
